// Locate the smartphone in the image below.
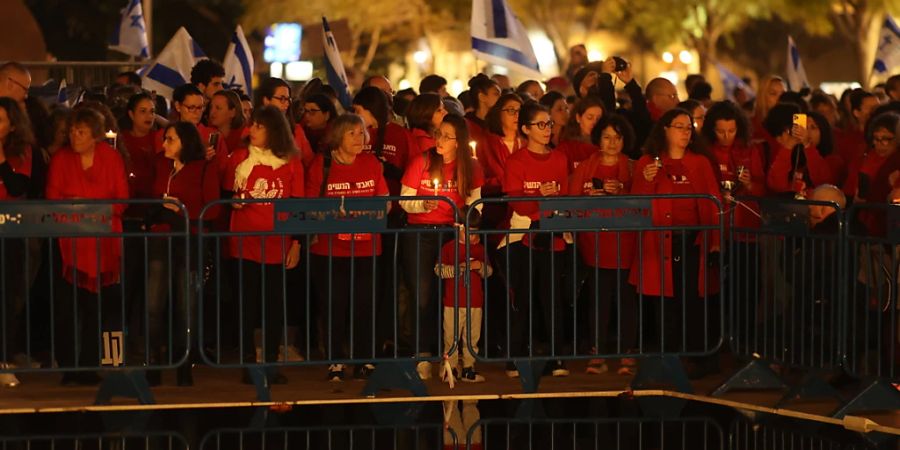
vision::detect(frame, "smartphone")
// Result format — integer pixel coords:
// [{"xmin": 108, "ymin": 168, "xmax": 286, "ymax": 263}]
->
[
  {"xmin": 592, "ymin": 177, "xmax": 604, "ymax": 190},
  {"xmin": 208, "ymin": 132, "xmax": 220, "ymax": 148},
  {"xmin": 792, "ymin": 113, "xmax": 807, "ymax": 129}
]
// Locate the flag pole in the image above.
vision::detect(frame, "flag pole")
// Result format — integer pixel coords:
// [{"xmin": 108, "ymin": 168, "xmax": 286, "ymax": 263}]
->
[{"xmin": 143, "ymin": 0, "xmax": 153, "ymax": 57}]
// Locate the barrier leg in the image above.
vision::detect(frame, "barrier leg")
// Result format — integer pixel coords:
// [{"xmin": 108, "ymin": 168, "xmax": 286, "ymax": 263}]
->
[
  {"xmin": 514, "ymin": 398, "xmax": 547, "ymax": 419},
  {"xmin": 94, "ymin": 370, "xmax": 155, "ymax": 405},
  {"xmin": 361, "ymin": 360, "xmax": 427, "ymax": 398},
  {"xmin": 831, "ymin": 379, "xmax": 900, "ymax": 419},
  {"xmin": 630, "ymin": 355, "xmax": 693, "ymax": 394},
  {"xmin": 775, "ymin": 370, "xmax": 842, "ymax": 408},
  {"xmin": 711, "ymin": 359, "xmax": 786, "ymax": 397},
  {"xmin": 243, "ymin": 366, "xmax": 272, "ymax": 402},
  {"xmin": 514, "ymin": 359, "xmax": 547, "ymax": 394},
  {"xmin": 369, "ymin": 402, "xmax": 424, "ymax": 426}
]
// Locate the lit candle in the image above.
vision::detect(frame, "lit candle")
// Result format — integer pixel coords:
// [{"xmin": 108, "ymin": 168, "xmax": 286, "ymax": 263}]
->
[
  {"xmin": 432, "ymin": 178, "xmax": 440, "ymax": 195},
  {"xmin": 654, "ymin": 156, "xmax": 662, "ymax": 168},
  {"xmin": 105, "ymin": 130, "xmax": 117, "ymax": 148},
  {"xmin": 469, "ymin": 140, "xmax": 478, "ymax": 160}
]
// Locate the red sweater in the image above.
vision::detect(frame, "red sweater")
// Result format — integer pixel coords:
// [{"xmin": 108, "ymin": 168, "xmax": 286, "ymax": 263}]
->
[
  {"xmin": 151, "ymin": 157, "xmax": 221, "ymax": 227},
  {"xmin": 766, "ymin": 142, "xmax": 834, "ymax": 196},
  {"xmin": 305, "ymin": 153, "xmax": 388, "ymax": 257},
  {"xmin": 568, "ymin": 152, "xmax": 634, "ymax": 269},
  {"xmin": 481, "ymin": 133, "xmax": 525, "ymax": 196},
  {"xmin": 225, "ymin": 148, "xmax": 305, "ymax": 264},
  {"xmin": 46, "ymin": 143, "xmax": 129, "ymax": 292}
]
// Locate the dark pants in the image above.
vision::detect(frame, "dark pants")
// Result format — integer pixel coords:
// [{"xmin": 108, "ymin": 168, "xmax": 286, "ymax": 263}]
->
[
  {"xmin": 238, "ymin": 260, "xmax": 286, "ymax": 364},
  {"xmin": 730, "ymin": 241, "xmax": 760, "ymax": 356},
  {"xmin": 399, "ymin": 227, "xmax": 453, "ymax": 356},
  {"xmin": 505, "ymin": 241, "xmax": 571, "ymax": 357},
  {"xmin": 1, "ymin": 238, "xmax": 27, "ymax": 361},
  {"xmin": 310, "ymin": 254, "xmax": 376, "ymax": 361},
  {"xmin": 144, "ymin": 237, "xmax": 194, "ymax": 366},
  {"xmin": 642, "ymin": 231, "xmax": 700, "ymax": 353},
  {"xmin": 54, "ymin": 281, "xmax": 123, "ymax": 369},
  {"xmin": 583, "ymin": 267, "xmax": 638, "ymax": 354}
]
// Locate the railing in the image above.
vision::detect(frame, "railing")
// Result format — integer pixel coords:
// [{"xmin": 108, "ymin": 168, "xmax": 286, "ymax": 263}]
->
[{"xmin": 20, "ymin": 61, "xmax": 145, "ymax": 89}]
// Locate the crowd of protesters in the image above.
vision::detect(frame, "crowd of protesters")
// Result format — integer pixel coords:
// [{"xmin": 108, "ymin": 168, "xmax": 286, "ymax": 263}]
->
[{"xmin": 0, "ymin": 52, "xmax": 898, "ymax": 390}]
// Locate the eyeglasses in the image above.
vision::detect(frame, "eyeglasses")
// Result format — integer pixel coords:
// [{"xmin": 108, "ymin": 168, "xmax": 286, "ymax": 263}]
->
[
  {"xmin": 434, "ymin": 131, "xmax": 457, "ymax": 141},
  {"xmin": 528, "ymin": 120, "xmax": 554, "ymax": 130},
  {"xmin": 5, "ymin": 76, "xmax": 28, "ymax": 93},
  {"xmin": 181, "ymin": 104, "xmax": 204, "ymax": 113},
  {"xmin": 304, "ymin": 108, "xmax": 322, "ymax": 114},
  {"xmin": 271, "ymin": 95, "xmax": 291, "ymax": 103},
  {"xmin": 873, "ymin": 135, "xmax": 895, "ymax": 145},
  {"xmin": 501, "ymin": 108, "xmax": 520, "ymax": 116},
  {"xmin": 666, "ymin": 124, "xmax": 693, "ymax": 133}
]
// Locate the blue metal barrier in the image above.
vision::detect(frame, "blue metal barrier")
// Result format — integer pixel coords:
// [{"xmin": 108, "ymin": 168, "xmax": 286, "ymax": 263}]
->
[
  {"xmin": 195, "ymin": 196, "xmax": 460, "ymax": 400},
  {"xmin": 716, "ymin": 196, "xmax": 847, "ymax": 405},
  {"xmin": 729, "ymin": 416, "xmax": 883, "ymax": 449},
  {"xmin": 835, "ymin": 202, "xmax": 900, "ymax": 418},
  {"xmin": 465, "ymin": 195, "xmax": 725, "ymax": 393},
  {"xmin": 199, "ymin": 423, "xmax": 453, "ymax": 450},
  {"xmin": 0, "ymin": 199, "xmax": 190, "ymax": 404},
  {"xmin": 0, "ymin": 432, "xmax": 189, "ymax": 449}
]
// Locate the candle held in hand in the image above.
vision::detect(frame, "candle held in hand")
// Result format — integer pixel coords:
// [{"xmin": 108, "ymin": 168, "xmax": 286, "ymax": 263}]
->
[
  {"xmin": 469, "ymin": 141, "xmax": 477, "ymax": 160},
  {"xmin": 432, "ymin": 178, "xmax": 440, "ymax": 195},
  {"xmin": 105, "ymin": 130, "xmax": 117, "ymax": 148}
]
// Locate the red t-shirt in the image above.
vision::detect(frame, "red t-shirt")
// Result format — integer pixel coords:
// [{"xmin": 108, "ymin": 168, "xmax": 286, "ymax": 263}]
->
[
  {"xmin": 225, "ymin": 149, "xmax": 305, "ymax": 264},
  {"xmin": 402, "ymin": 153, "xmax": 484, "ymax": 225},
  {"xmin": 121, "ymin": 131, "xmax": 157, "ymax": 199},
  {"xmin": 305, "ymin": 153, "xmax": 389, "ymax": 257},
  {"xmin": 440, "ymin": 239, "xmax": 486, "ymax": 308},
  {"xmin": 409, "ymin": 128, "xmax": 435, "ymax": 156},
  {"xmin": 502, "ymin": 148, "xmax": 569, "ymax": 221},
  {"xmin": 293, "ymin": 124, "xmax": 315, "ymax": 167},
  {"xmin": 0, "ymin": 146, "xmax": 32, "ymax": 200},
  {"xmin": 556, "ymin": 139, "xmax": 596, "ymax": 172},
  {"xmin": 363, "ymin": 122, "xmax": 414, "ymax": 195}
]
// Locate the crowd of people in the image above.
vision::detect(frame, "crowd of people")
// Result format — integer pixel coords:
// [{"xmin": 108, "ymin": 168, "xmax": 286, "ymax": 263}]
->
[{"xmin": 0, "ymin": 53, "xmax": 898, "ymax": 390}]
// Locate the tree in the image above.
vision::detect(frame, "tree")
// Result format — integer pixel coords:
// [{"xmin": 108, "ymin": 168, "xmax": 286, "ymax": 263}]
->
[
  {"xmin": 241, "ymin": 0, "xmax": 428, "ymax": 74},
  {"xmin": 597, "ymin": 0, "xmax": 773, "ymax": 76}
]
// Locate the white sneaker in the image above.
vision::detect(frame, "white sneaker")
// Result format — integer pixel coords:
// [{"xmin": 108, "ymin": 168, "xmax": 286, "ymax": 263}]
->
[
  {"xmin": 416, "ymin": 361, "xmax": 432, "ymax": 380},
  {"xmin": 0, "ymin": 363, "xmax": 20, "ymax": 388},
  {"xmin": 278, "ymin": 345, "xmax": 305, "ymax": 362}
]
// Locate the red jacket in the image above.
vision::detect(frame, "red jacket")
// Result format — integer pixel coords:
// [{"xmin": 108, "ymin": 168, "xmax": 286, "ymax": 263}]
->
[
  {"xmin": 151, "ymin": 156, "xmax": 221, "ymax": 228},
  {"xmin": 766, "ymin": 142, "xmax": 834, "ymax": 196},
  {"xmin": 481, "ymin": 133, "xmax": 525, "ymax": 196},
  {"xmin": 46, "ymin": 143, "xmax": 129, "ymax": 292},
  {"xmin": 568, "ymin": 152, "xmax": 635, "ymax": 269},
  {"xmin": 711, "ymin": 143, "xmax": 766, "ymax": 234},
  {"xmin": 628, "ymin": 152, "xmax": 722, "ymax": 297}
]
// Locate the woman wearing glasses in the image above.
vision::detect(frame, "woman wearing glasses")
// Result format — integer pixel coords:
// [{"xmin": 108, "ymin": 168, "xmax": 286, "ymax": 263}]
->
[
  {"xmin": 557, "ymin": 97, "xmax": 605, "ymax": 172},
  {"xmin": 399, "ymin": 114, "xmax": 483, "ymax": 380},
  {"xmin": 501, "ymin": 102, "xmax": 571, "ymax": 378},
  {"xmin": 629, "ymin": 108, "xmax": 722, "ymax": 366},
  {"xmin": 254, "ymin": 77, "xmax": 314, "ymax": 167},
  {"xmin": 465, "ymin": 74, "xmax": 502, "ymax": 163},
  {"xmin": 482, "ymin": 93, "xmax": 525, "ymax": 198},
  {"xmin": 300, "ymin": 93, "xmax": 337, "ymax": 154}
]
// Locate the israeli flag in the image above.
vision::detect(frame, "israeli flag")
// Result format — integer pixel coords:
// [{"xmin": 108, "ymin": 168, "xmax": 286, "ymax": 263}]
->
[
  {"xmin": 872, "ymin": 15, "xmax": 900, "ymax": 78},
  {"xmin": 223, "ymin": 25, "xmax": 254, "ymax": 96},
  {"xmin": 470, "ymin": 0, "xmax": 541, "ymax": 77},
  {"xmin": 714, "ymin": 63, "xmax": 755, "ymax": 101},
  {"xmin": 322, "ymin": 17, "xmax": 352, "ymax": 109},
  {"xmin": 785, "ymin": 36, "xmax": 810, "ymax": 91},
  {"xmin": 108, "ymin": 0, "xmax": 149, "ymax": 58},
  {"xmin": 57, "ymin": 79, "xmax": 68, "ymax": 106},
  {"xmin": 141, "ymin": 27, "xmax": 207, "ymax": 99}
]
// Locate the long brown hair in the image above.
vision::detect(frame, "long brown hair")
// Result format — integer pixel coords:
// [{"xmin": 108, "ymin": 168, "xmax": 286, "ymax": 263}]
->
[
  {"xmin": 252, "ymin": 105, "xmax": 297, "ymax": 159},
  {"xmin": 427, "ymin": 114, "xmax": 474, "ymax": 198},
  {"xmin": 0, "ymin": 97, "xmax": 34, "ymax": 160},
  {"xmin": 560, "ymin": 96, "xmax": 604, "ymax": 142}
]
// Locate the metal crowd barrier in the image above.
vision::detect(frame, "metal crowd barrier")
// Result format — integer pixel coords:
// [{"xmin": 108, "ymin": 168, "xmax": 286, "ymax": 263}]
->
[
  {"xmin": 195, "ymin": 196, "xmax": 460, "ymax": 400},
  {"xmin": 466, "ymin": 195, "xmax": 724, "ymax": 392},
  {"xmin": 716, "ymin": 196, "xmax": 847, "ymax": 404},
  {"xmin": 729, "ymin": 416, "xmax": 883, "ymax": 449},
  {"xmin": 0, "ymin": 199, "xmax": 189, "ymax": 404},
  {"xmin": 199, "ymin": 424, "xmax": 452, "ymax": 450},
  {"xmin": 0, "ymin": 432, "xmax": 189, "ymax": 450},
  {"xmin": 471, "ymin": 416, "xmax": 724, "ymax": 450}
]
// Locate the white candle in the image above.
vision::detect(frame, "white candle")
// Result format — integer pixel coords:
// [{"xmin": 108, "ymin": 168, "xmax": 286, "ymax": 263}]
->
[
  {"xmin": 469, "ymin": 141, "xmax": 478, "ymax": 160},
  {"xmin": 432, "ymin": 178, "xmax": 440, "ymax": 195},
  {"xmin": 105, "ymin": 130, "xmax": 117, "ymax": 147}
]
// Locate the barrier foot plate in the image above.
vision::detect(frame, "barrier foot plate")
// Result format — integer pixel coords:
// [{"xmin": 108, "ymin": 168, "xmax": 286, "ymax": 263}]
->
[
  {"xmin": 776, "ymin": 372, "xmax": 842, "ymax": 408},
  {"xmin": 245, "ymin": 367, "xmax": 272, "ymax": 402},
  {"xmin": 94, "ymin": 370, "xmax": 155, "ymax": 405},
  {"xmin": 361, "ymin": 361, "xmax": 428, "ymax": 398},
  {"xmin": 514, "ymin": 359, "xmax": 547, "ymax": 394},
  {"xmin": 711, "ymin": 359, "xmax": 786, "ymax": 397},
  {"xmin": 369, "ymin": 402, "xmax": 424, "ymax": 426},
  {"xmin": 832, "ymin": 379, "xmax": 900, "ymax": 419},
  {"xmin": 631, "ymin": 355, "xmax": 693, "ymax": 394}
]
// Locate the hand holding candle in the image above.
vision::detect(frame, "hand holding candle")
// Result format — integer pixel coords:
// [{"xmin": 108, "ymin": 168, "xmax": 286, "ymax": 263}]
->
[
  {"xmin": 432, "ymin": 178, "xmax": 440, "ymax": 195},
  {"xmin": 105, "ymin": 130, "xmax": 117, "ymax": 148},
  {"xmin": 469, "ymin": 140, "xmax": 478, "ymax": 160}
]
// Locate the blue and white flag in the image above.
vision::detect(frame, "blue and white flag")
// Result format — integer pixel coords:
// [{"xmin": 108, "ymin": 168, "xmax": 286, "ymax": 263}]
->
[
  {"xmin": 223, "ymin": 25, "xmax": 254, "ymax": 96},
  {"xmin": 786, "ymin": 36, "xmax": 809, "ymax": 91},
  {"xmin": 141, "ymin": 27, "xmax": 206, "ymax": 99},
  {"xmin": 108, "ymin": 0, "xmax": 149, "ymax": 58},
  {"xmin": 714, "ymin": 63, "xmax": 755, "ymax": 101},
  {"xmin": 872, "ymin": 15, "xmax": 900, "ymax": 79},
  {"xmin": 322, "ymin": 17, "xmax": 352, "ymax": 109},
  {"xmin": 57, "ymin": 79, "xmax": 68, "ymax": 106},
  {"xmin": 470, "ymin": 0, "xmax": 541, "ymax": 77}
]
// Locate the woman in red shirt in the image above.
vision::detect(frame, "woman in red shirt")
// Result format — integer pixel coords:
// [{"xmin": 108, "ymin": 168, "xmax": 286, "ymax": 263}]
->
[
  {"xmin": 300, "ymin": 93, "xmax": 337, "ymax": 155},
  {"xmin": 0, "ymin": 97, "xmax": 35, "ymax": 387},
  {"xmin": 406, "ymin": 93, "xmax": 447, "ymax": 155},
  {"xmin": 556, "ymin": 96, "xmax": 604, "ymax": 172},
  {"xmin": 120, "ymin": 93, "xmax": 158, "ymax": 200},
  {"xmin": 46, "ymin": 108, "xmax": 129, "ymax": 385},
  {"xmin": 352, "ymin": 87, "xmax": 415, "ymax": 197},
  {"xmin": 569, "ymin": 114, "xmax": 638, "ymax": 375},
  {"xmin": 208, "ymin": 90, "xmax": 247, "ymax": 156},
  {"xmin": 500, "ymin": 102, "xmax": 571, "ymax": 378},
  {"xmin": 254, "ymin": 77, "xmax": 314, "ymax": 167},
  {"xmin": 764, "ymin": 103, "xmax": 835, "ymax": 198},
  {"xmin": 538, "ymin": 91, "xmax": 569, "ymax": 148},
  {"xmin": 399, "ymin": 114, "xmax": 483, "ymax": 379},
  {"xmin": 305, "ymin": 114, "xmax": 389, "ymax": 381},
  {"xmin": 224, "ymin": 105, "xmax": 304, "ymax": 384},
  {"xmin": 465, "ymin": 74, "xmax": 501, "ymax": 163},
  {"xmin": 143, "ymin": 122, "xmax": 220, "ymax": 386},
  {"xmin": 844, "ymin": 112, "xmax": 899, "ymax": 236},
  {"xmin": 630, "ymin": 108, "xmax": 722, "ymax": 364}
]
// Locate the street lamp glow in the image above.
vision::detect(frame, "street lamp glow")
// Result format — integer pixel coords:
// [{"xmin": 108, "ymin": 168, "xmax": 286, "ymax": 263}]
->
[
  {"xmin": 679, "ymin": 50, "xmax": 693, "ymax": 64},
  {"xmin": 588, "ymin": 50, "xmax": 604, "ymax": 62},
  {"xmin": 398, "ymin": 79, "xmax": 412, "ymax": 90},
  {"xmin": 662, "ymin": 52, "xmax": 674, "ymax": 64},
  {"xmin": 413, "ymin": 50, "xmax": 429, "ymax": 65}
]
